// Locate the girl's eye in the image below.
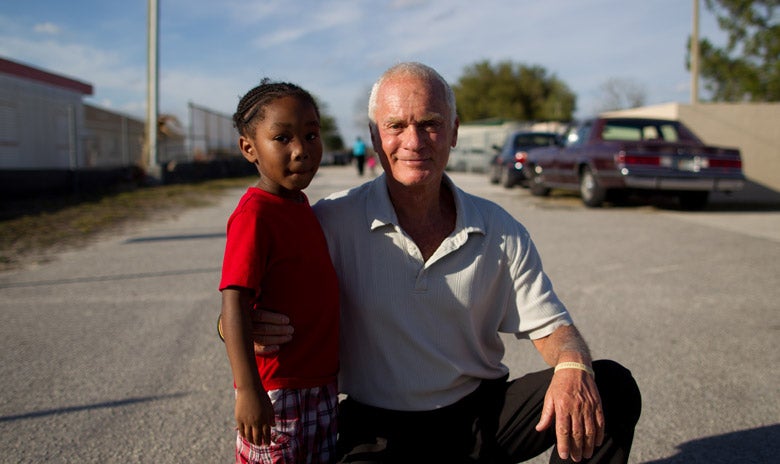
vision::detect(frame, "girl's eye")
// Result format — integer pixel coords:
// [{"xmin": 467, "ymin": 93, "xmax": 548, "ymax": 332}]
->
[
  {"xmin": 305, "ymin": 132, "xmax": 320, "ymax": 142},
  {"xmin": 274, "ymin": 135, "xmax": 291, "ymax": 143}
]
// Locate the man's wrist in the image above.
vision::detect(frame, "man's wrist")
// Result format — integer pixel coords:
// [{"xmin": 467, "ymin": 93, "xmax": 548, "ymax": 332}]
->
[{"xmin": 554, "ymin": 361, "xmax": 595, "ymax": 377}]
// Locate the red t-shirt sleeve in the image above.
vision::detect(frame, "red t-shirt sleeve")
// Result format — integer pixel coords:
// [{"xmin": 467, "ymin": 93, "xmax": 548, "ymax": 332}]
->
[{"xmin": 219, "ymin": 197, "xmax": 267, "ymax": 292}]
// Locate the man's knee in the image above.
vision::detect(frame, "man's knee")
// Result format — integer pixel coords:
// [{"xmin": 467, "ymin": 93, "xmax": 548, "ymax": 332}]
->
[{"xmin": 593, "ymin": 359, "xmax": 642, "ymax": 428}]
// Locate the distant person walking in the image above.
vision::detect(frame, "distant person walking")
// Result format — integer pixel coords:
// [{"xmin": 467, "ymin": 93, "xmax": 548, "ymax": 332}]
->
[{"xmin": 352, "ymin": 136, "xmax": 366, "ymax": 176}]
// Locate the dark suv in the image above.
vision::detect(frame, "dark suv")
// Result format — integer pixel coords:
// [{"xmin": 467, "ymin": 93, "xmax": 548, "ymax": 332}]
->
[{"xmin": 488, "ymin": 131, "xmax": 560, "ymax": 188}]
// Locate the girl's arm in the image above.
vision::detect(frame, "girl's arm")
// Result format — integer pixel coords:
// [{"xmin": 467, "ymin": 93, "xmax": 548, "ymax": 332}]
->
[{"xmin": 221, "ymin": 287, "xmax": 275, "ymax": 445}]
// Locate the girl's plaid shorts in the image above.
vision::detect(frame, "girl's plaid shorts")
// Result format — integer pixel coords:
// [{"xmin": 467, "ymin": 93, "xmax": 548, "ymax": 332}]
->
[{"xmin": 236, "ymin": 382, "xmax": 338, "ymax": 464}]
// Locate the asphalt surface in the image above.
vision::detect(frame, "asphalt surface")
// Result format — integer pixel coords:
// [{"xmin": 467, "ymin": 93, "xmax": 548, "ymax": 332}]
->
[{"xmin": 1, "ymin": 164, "xmax": 778, "ymax": 463}]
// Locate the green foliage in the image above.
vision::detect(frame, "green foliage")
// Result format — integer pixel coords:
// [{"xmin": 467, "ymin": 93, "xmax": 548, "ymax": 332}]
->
[
  {"xmin": 323, "ymin": 132, "xmax": 344, "ymax": 151},
  {"xmin": 452, "ymin": 60, "xmax": 576, "ymax": 123},
  {"xmin": 691, "ymin": 0, "xmax": 779, "ymax": 101},
  {"xmin": 314, "ymin": 97, "xmax": 345, "ymax": 150}
]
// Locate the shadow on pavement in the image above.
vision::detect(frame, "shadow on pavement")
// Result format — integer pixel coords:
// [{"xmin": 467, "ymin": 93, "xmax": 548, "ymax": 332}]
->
[
  {"xmin": 643, "ymin": 423, "xmax": 778, "ymax": 464},
  {"xmin": 706, "ymin": 179, "xmax": 780, "ymax": 212},
  {"xmin": 124, "ymin": 232, "xmax": 225, "ymax": 243},
  {"xmin": 0, "ymin": 392, "xmax": 189, "ymax": 423},
  {"xmin": 0, "ymin": 267, "xmax": 221, "ymax": 289}
]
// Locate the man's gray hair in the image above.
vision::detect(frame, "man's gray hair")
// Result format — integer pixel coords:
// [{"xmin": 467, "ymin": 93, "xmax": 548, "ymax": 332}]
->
[{"xmin": 367, "ymin": 62, "xmax": 457, "ymax": 128}]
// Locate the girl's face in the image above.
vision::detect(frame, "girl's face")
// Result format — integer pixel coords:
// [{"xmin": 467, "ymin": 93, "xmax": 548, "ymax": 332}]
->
[{"xmin": 238, "ymin": 96, "xmax": 322, "ymax": 200}]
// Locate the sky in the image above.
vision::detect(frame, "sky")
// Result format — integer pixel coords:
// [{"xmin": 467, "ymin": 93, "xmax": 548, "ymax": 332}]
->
[{"xmin": 1, "ymin": 0, "xmax": 727, "ymax": 144}]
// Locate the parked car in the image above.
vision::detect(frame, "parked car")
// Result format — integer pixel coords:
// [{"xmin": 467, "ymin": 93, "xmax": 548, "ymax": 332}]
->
[
  {"xmin": 524, "ymin": 117, "xmax": 745, "ymax": 209},
  {"xmin": 488, "ymin": 131, "xmax": 560, "ymax": 188}
]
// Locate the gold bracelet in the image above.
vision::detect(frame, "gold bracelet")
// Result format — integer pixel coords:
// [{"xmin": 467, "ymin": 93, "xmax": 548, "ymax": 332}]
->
[{"xmin": 554, "ymin": 362, "xmax": 595, "ymax": 377}]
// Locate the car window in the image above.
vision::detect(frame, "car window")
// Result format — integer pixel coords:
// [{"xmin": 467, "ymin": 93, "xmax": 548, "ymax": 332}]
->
[
  {"xmin": 659, "ymin": 124, "xmax": 680, "ymax": 142},
  {"xmin": 602, "ymin": 120, "xmax": 683, "ymax": 142},
  {"xmin": 514, "ymin": 134, "xmax": 557, "ymax": 149},
  {"xmin": 602, "ymin": 124, "xmax": 642, "ymax": 141}
]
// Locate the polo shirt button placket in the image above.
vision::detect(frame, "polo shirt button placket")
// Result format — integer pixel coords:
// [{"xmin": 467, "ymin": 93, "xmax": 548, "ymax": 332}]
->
[{"xmin": 415, "ymin": 268, "xmax": 428, "ymax": 292}]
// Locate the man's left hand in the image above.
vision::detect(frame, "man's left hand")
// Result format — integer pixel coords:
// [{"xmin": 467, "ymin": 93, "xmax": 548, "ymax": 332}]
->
[{"xmin": 535, "ymin": 368, "xmax": 604, "ymax": 462}]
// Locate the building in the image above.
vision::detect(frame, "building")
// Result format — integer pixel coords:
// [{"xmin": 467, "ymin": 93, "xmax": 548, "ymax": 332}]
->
[
  {"xmin": 0, "ymin": 57, "xmax": 154, "ymax": 196},
  {"xmin": 1, "ymin": 57, "xmax": 97, "ymax": 195},
  {"xmin": 0, "ymin": 56, "xmax": 236, "ymax": 197}
]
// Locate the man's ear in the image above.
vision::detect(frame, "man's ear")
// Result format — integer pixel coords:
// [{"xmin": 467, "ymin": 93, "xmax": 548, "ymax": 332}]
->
[
  {"xmin": 451, "ymin": 117, "xmax": 459, "ymax": 148},
  {"xmin": 369, "ymin": 123, "xmax": 380, "ymax": 152},
  {"xmin": 238, "ymin": 136, "xmax": 258, "ymax": 163}
]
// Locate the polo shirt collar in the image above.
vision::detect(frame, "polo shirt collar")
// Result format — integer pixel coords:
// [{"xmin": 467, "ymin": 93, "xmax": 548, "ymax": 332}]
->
[{"xmin": 365, "ymin": 173, "xmax": 486, "ymax": 238}]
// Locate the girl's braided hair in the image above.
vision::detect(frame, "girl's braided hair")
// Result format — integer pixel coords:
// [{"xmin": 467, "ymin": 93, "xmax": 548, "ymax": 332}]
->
[{"xmin": 233, "ymin": 78, "xmax": 320, "ymax": 137}]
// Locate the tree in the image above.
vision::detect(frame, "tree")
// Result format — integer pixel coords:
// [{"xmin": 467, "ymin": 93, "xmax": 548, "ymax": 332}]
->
[
  {"xmin": 315, "ymin": 98, "xmax": 344, "ymax": 151},
  {"xmin": 352, "ymin": 84, "xmax": 373, "ymax": 135},
  {"xmin": 452, "ymin": 60, "xmax": 576, "ymax": 123},
  {"xmin": 689, "ymin": 0, "xmax": 779, "ymax": 101},
  {"xmin": 595, "ymin": 78, "xmax": 648, "ymax": 112}
]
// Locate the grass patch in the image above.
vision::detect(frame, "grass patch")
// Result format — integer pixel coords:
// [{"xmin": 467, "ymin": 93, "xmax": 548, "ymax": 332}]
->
[{"xmin": 0, "ymin": 177, "xmax": 254, "ymax": 271}]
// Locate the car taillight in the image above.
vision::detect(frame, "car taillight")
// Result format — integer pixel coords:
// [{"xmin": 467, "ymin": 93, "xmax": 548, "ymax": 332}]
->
[
  {"xmin": 709, "ymin": 158, "xmax": 742, "ymax": 169},
  {"xmin": 615, "ymin": 151, "xmax": 660, "ymax": 166},
  {"xmin": 514, "ymin": 151, "xmax": 528, "ymax": 163}
]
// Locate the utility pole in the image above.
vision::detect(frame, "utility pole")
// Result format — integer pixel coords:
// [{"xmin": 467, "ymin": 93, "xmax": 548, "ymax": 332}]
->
[
  {"xmin": 690, "ymin": 0, "xmax": 700, "ymax": 104},
  {"xmin": 146, "ymin": 0, "xmax": 161, "ymax": 181}
]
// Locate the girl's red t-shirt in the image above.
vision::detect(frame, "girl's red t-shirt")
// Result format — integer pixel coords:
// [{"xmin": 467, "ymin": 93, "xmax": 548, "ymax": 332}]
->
[{"xmin": 220, "ymin": 188, "xmax": 339, "ymax": 390}]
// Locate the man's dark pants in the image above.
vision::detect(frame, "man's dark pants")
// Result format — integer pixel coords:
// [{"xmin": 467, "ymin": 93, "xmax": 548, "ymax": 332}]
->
[{"xmin": 336, "ymin": 359, "xmax": 641, "ymax": 463}]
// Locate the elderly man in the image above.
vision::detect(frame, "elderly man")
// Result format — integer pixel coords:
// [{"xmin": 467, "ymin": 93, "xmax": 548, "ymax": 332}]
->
[{"xmin": 248, "ymin": 62, "xmax": 641, "ymax": 463}]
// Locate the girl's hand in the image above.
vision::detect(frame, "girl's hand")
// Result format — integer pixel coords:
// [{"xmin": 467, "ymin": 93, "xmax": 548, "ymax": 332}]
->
[{"xmin": 235, "ymin": 388, "xmax": 275, "ymax": 446}]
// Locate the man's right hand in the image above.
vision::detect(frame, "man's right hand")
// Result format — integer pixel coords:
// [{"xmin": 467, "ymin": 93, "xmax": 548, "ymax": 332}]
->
[{"xmin": 249, "ymin": 309, "xmax": 294, "ymax": 355}]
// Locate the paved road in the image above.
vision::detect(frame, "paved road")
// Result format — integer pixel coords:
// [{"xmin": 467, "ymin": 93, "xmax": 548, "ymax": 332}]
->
[{"xmin": 1, "ymin": 165, "xmax": 778, "ymax": 463}]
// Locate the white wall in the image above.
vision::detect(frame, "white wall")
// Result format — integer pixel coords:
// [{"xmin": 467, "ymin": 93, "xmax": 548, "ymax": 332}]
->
[{"xmin": 0, "ymin": 73, "xmax": 86, "ymax": 169}]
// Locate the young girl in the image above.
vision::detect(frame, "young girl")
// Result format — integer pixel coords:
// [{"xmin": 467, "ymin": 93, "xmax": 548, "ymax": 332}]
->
[{"xmin": 219, "ymin": 79, "xmax": 339, "ymax": 464}]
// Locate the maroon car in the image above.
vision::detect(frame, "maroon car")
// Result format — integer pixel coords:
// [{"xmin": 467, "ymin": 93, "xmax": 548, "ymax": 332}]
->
[{"xmin": 524, "ymin": 117, "xmax": 745, "ymax": 209}]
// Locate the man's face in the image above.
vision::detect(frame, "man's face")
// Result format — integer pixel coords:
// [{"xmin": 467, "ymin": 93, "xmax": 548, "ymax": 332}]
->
[{"xmin": 371, "ymin": 75, "xmax": 458, "ymax": 189}]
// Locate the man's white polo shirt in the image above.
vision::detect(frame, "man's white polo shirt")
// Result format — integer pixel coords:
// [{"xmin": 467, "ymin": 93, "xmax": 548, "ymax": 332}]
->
[{"xmin": 313, "ymin": 174, "xmax": 572, "ymax": 411}]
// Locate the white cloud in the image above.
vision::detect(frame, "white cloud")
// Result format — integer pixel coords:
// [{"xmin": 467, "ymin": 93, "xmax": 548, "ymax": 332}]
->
[
  {"xmin": 249, "ymin": 1, "xmax": 361, "ymax": 50},
  {"xmin": 0, "ymin": 35, "xmax": 143, "ymax": 90},
  {"xmin": 389, "ymin": 0, "xmax": 429, "ymax": 9},
  {"xmin": 158, "ymin": 69, "xmax": 246, "ymax": 121},
  {"xmin": 221, "ymin": 0, "xmax": 288, "ymax": 25},
  {"xmin": 33, "ymin": 22, "xmax": 61, "ymax": 35},
  {"xmin": 252, "ymin": 28, "xmax": 308, "ymax": 49}
]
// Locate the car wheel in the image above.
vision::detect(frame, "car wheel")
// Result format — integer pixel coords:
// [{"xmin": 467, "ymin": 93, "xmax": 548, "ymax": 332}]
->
[
  {"xmin": 579, "ymin": 167, "xmax": 606, "ymax": 207},
  {"xmin": 528, "ymin": 165, "xmax": 550, "ymax": 197},
  {"xmin": 678, "ymin": 191, "xmax": 709, "ymax": 210},
  {"xmin": 500, "ymin": 168, "xmax": 514, "ymax": 189}
]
